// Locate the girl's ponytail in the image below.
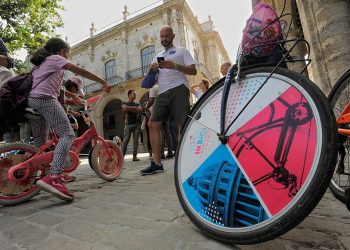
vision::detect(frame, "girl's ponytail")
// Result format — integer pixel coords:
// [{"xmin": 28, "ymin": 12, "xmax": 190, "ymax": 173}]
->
[
  {"xmin": 30, "ymin": 47, "xmax": 53, "ymax": 66},
  {"xmin": 30, "ymin": 38, "xmax": 70, "ymax": 66}
]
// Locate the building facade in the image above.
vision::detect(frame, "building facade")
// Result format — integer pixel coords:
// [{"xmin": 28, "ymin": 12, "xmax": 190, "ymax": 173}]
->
[
  {"xmin": 68, "ymin": 0, "xmax": 230, "ymax": 139},
  {"xmin": 258, "ymin": 0, "xmax": 350, "ymax": 94}
]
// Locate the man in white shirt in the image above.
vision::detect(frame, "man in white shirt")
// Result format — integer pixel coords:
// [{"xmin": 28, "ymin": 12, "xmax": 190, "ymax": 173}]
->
[{"xmin": 140, "ymin": 26, "xmax": 197, "ymax": 176}]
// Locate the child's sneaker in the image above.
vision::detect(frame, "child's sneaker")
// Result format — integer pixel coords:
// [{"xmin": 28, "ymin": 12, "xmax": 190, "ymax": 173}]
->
[
  {"xmin": 60, "ymin": 174, "xmax": 77, "ymax": 183},
  {"xmin": 36, "ymin": 175, "xmax": 74, "ymax": 201},
  {"xmin": 140, "ymin": 162, "xmax": 164, "ymax": 176}
]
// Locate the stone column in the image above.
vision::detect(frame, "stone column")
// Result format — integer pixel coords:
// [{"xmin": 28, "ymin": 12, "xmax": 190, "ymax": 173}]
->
[
  {"xmin": 121, "ymin": 29, "xmax": 129, "ymax": 74},
  {"xmin": 206, "ymin": 39, "xmax": 220, "ymax": 80},
  {"xmin": 297, "ymin": 0, "xmax": 350, "ymax": 93},
  {"xmin": 170, "ymin": 8, "xmax": 181, "ymax": 46}
]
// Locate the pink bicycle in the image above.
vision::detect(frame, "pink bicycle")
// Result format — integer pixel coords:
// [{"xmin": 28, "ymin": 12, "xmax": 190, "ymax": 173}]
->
[{"xmin": 0, "ymin": 106, "xmax": 124, "ymax": 206}]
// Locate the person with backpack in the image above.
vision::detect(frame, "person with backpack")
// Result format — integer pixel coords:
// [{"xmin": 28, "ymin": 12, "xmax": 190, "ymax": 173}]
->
[{"xmin": 29, "ymin": 38, "xmax": 111, "ymax": 201}]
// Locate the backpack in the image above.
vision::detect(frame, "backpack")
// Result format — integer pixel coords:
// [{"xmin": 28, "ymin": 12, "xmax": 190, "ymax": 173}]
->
[
  {"xmin": 0, "ymin": 72, "xmax": 34, "ymax": 131},
  {"xmin": 241, "ymin": 3, "xmax": 282, "ymax": 56}
]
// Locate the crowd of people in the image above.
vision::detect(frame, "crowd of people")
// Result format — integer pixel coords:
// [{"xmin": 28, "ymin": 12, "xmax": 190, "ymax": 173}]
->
[{"xmin": 0, "ymin": 26, "xmax": 231, "ymax": 202}]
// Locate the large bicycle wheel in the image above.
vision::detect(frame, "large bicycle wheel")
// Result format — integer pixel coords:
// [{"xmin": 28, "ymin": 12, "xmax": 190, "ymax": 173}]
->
[
  {"xmin": 175, "ymin": 67, "xmax": 337, "ymax": 244},
  {"xmin": 0, "ymin": 143, "xmax": 41, "ymax": 206},
  {"xmin": 90, "ymin": 140, "xmax": 124, "ymax": 181},
  {"xmin": 328, "ymin": 69, "xmax": 350, "ymax": 203}
]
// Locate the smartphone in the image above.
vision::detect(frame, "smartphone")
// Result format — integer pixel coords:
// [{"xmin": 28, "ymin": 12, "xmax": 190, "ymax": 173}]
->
[{"xmin": 157, "ymin": 57, "xmax": 165, "ymax": 68}]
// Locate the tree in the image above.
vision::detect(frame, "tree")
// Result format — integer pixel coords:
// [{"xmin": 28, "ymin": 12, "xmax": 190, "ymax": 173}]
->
[{"xmin": 0, "ymin": 0, "xmax": 64, "ymax": 55}]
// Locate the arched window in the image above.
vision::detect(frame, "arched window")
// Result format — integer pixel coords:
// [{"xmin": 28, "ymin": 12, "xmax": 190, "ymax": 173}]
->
[
  {"xmin": 141, "ymin": 46, "xmax": 156, "ymax": 75},
  {"xmin": 105, "ymin": 60, "xmax": 116, "ymax": 84}
]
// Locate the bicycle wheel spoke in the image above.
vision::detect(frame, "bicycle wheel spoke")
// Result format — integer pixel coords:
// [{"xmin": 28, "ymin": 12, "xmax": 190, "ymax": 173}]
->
[
  {"xmin": 187, "ymin": 115, "xmax": 219, "ymax": 134},
  {"xmin": 225, "ymin": 76, "xmax": 289, "ymax": 137}
]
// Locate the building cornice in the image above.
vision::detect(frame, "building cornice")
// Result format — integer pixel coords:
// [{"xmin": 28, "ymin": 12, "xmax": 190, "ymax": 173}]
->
[{"xmin": 71, "ymin": 0, "xmax": 215, "ymax": 53}]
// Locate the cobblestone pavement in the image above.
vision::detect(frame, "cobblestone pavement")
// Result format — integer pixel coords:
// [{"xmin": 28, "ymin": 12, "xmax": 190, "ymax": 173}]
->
[{"xmin": 0, "ymin": 154, "xmax": 349, "ymax": 250}]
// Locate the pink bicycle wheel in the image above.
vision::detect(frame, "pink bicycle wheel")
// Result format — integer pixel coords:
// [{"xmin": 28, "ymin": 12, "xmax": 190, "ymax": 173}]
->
[
  {"xmin": 90, "ymin": 140, "xmax": 124, "ymax": 181},
  {"xmin": 0, "ymin": 143, "xmax": 42, "ymax": 206}
]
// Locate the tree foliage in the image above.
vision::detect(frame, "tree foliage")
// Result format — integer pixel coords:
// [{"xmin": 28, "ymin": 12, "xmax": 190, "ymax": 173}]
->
[{"xmin": 0, "ymin": 0, "xmax": 64, "ymax": 55}]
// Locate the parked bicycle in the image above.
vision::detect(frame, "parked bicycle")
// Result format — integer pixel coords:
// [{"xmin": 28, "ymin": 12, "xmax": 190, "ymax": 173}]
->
[
  {"xmin": 174, "ymin": 1, "xmax": 338, "ymax": 245},
  {"xmin": 328, "ymin": 68, "xmax": 350, "ymax": 210},
  {"xmin": 0, "ymin": 97, "xmax": 124, "ymax": 206}
]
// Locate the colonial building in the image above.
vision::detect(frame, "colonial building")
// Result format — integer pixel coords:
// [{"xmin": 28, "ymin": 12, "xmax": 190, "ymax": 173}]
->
[
  {"xmin": 68, "ymin": 0, "xmax": 230, "ymax": 140},
  {"xmin": 258, "ymin": 0, "xmax": 350, "ymax": 94}
]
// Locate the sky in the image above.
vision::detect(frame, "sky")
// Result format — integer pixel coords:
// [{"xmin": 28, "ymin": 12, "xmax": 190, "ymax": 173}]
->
[{"xmin": 57, "ymin": 0, "xmax": 252, "ymax": 62}]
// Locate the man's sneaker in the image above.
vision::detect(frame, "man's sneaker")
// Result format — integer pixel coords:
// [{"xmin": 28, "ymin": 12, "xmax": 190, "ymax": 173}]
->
[
  {"xmin": 36, "ymin": 175, "xmax": 74, "ymax": 201},
  {"xmin": 60, "ymin": 174, "xmax": 77, "ymax": 183},
  {"xmin": 140, "ymin": 162, "xmax": 164, "ymax": 176}
]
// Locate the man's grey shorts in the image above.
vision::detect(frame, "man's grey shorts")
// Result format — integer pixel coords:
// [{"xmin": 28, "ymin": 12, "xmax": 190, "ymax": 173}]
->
[{"xmin": 151, "ymin": 84, "xmax": 190, "ymax": 128}]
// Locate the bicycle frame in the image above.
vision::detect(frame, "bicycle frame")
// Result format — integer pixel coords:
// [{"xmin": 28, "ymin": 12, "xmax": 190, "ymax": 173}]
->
[
  {"xmin": 333, "ymin": 69, "xmax": 350, "ymax": 136},
  {"xmin": 337, "ymin": 104, "xmax": 350, "ymax": 136},
  {"xmin": 7, "ymin": 115, "xmax": 113, "ymax": 183}
]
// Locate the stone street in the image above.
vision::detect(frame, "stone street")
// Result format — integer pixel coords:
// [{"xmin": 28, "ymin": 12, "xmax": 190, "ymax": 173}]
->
[{"xmin": 0, "ymin": 154, "xmax": 349, "ymax": 250}]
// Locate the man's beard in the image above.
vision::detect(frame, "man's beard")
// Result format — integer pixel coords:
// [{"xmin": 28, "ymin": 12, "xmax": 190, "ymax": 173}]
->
[{"xmin": 162, "ymin": 41, "xmax": 171, "ymax": 47}]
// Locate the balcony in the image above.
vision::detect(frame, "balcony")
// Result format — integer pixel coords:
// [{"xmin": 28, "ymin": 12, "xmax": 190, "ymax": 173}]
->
[
  {"xmin": 83, "ymin": 68, "xmax": 147, "ymax": 95},
  {"xmin": 107, "ymin": 75, "xmax": 124, "ymax": 86},
  {"xmin": 125, "ymin": 67, "xmax": 147, "ymax": 81},
  {"xmin": 83, "ymin": 74, "xmax": 125, "ymax": 95}
]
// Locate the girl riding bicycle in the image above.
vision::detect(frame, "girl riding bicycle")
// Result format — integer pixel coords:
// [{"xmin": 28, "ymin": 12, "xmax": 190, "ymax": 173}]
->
[{"xmin": 28, "ymin": 37, "xmax": 111, "ymax": 201}]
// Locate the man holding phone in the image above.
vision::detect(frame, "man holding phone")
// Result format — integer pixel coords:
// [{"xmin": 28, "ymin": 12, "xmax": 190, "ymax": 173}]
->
[
  {"xmin": 141, "ymin": 26, "xmax": 197, "ymax": 176},
  {"xmin": 157, "ymin": 56, "xmax": 165, "ymax": 67}
]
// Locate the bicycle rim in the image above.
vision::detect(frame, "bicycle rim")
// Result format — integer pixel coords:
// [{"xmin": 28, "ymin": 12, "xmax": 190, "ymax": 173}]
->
[
  {"xmin": 0, "ymin": 143, "xmax": 41, "ymax": 206},
  {"xmin": 91, "ymin": 140, "xmax": 124, "ymax": 181},
  {"xmin": 328, "ymin": 70, "xmax": 350, "ymax": 201},
  {"xmin": 175, "ymin": 67, "xmax": 336, "ymax": 244}
]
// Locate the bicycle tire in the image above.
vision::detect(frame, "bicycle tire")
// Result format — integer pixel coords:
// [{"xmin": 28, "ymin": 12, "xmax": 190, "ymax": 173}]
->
[
  {"xmin": 175, "ymin": 67, "xmax": 337, "ymax": 244},
  {"xmin": 0, "ymin": 143, "xmax": 41, "ymax": 206},
  {"xmin": 90, "ymin": 140, "xmax": 124, "ymax": 181},
  {"xmin": 327, "ymin": 68, "xmax": 350, "ymax": 203},
  {"xmin": 88, "ymin": 146, "xmax": 94, "ymax": 169}
]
